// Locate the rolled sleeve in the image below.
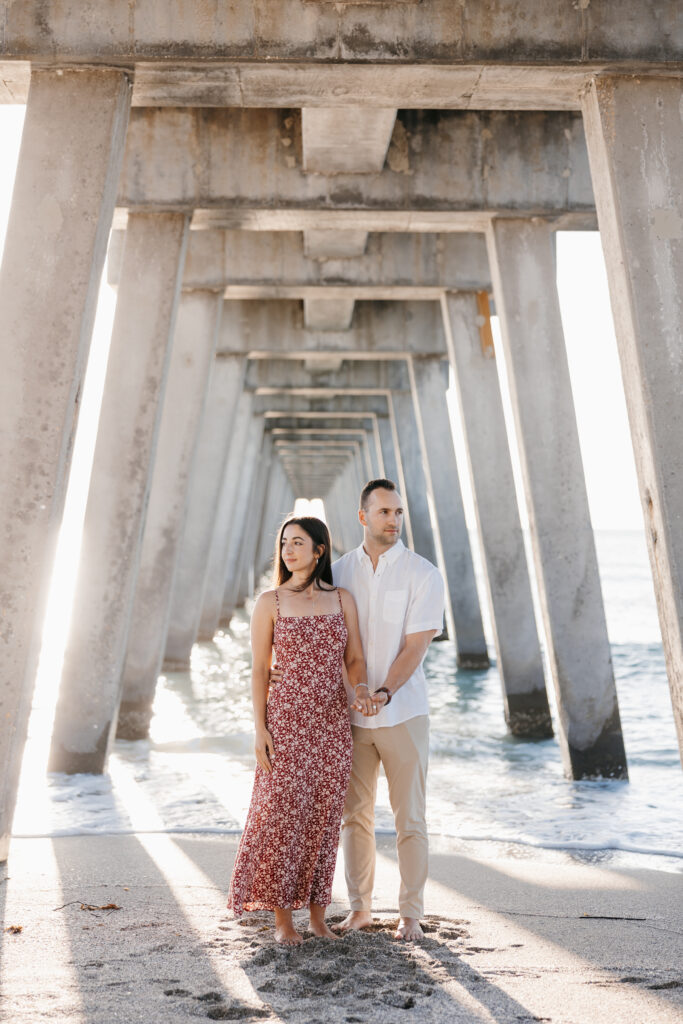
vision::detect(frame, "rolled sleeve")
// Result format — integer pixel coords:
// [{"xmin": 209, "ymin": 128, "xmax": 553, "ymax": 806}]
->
[{"xmin": 405, "ymin": 568, "xmax": 445, "ymax": 635}]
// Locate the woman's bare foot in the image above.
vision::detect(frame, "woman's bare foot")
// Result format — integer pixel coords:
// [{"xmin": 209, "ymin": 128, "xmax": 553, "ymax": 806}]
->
[
  {"xmin": 395, "ymin": 917, "xmax": 424, "ymax": 941},
  {"xmin": 309, "ymin": 904, "xmax": 339, "ymax": 939},
  {"xmin": 274, "ymin": 908, "xmax": 303, "ymax": 946},
  {"xmin": 335, "ymin": 910, "xmax": 374, "ymax": 933}
]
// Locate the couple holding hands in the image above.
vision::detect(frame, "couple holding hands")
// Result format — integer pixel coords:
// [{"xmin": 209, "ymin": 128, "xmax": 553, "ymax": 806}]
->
[{"xmin": 227, "ymin": 478, "xmax": 445, "ymax": 945}]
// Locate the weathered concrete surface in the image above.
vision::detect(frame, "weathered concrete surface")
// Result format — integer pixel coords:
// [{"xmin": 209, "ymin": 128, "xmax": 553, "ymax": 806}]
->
[
  {"xmin": 254, "ymin": 456, "xmax": 291, "ymax": 582},
  {"xmin": 235, "ymin": 434, "xmax": 274, "ymax": 606},
  {"xmin": 245, "ymin": 357, "xmax": 410, "ymax": 394},
  {"xmin": 117, "ymin": 109, "xmax": 595, "ymax": 228},
  {"xmin": 304, "ymin": 230, "xmax": 369, "ymax": 259},
  {"xmin": 409, "ymin": 356, "xmax": 488, "ymax": 667},
  {"xmin": 0, "ymin": 68, "xmax": 131, "ymax": 858},
  {"xmin": 390, "ymin": 389, "xmax": 439, "ymax": 567},
  {"xmin": 442, "ymin": 292, "xmax": 551, "ymax": 737},
  {"xmin": 2, "ymin": 2, "xmax": 681, "ymax": 68},
  {"xmin": 219, "ymin": 299, "xmax": 447, "ymax": 358},
  {"xmin": 49, "ymin": 213, "xmax": 189, "ymax": 774},
  {"xmin": 117, "ymin": 290, "xmax": 223, "ymax": 741},
  {"xmin": 581, "ymin": 75, "xmax": 683, "ymax": 764},
  {"xmin": 487, "ymin": 218, "xmax": 626, "ymax": 779},
  {"xmin": 199, "ymin": 392, "xmax": 254, "ymax": 642},
  {"xmin": 164, "ymin": 355, "xmax": 246, "ymax": 669},
  {"xmin": 302, "ymin": 107, "xmax": 396, "ymax": 174},
  {"xmin": 220, "ymin": 415, "xmax": 266, "ymax": 626},
  {"xmin": 303, "ymin": 297, "xmax": 355, "ymax": 330},
  {"xmin": 110, "ymin": 231, "xmax": 491, "ymax": 294}
]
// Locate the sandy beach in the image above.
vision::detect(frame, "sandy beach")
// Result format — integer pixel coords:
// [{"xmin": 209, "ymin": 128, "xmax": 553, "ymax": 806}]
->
[{"xmin": 1, "ymin": 833, "xmax": 681, "ymax": 1023}]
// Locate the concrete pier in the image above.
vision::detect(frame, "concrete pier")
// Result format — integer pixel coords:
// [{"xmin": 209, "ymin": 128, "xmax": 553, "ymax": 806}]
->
[
  {"xmin": 409, "ymin": 355, "xmax": 489, "ymax": 668},
  {"xmin": 117, "ymin": 290, "xmax": 223, "ymax": 740},
  {"xmin": 2, "ymin": 1, "xmax": 682, "ymax": 868},
  {"xmin": 0, "ymin": 68, "xmax": 131, "ymax": 846},
  {"xmin": 581, "ymin": 76, "xmax": 683, "ymax": 762},
  {"xmin": 163, "ymin": 354, "xmax": 245, "ymax": 669},
  {"xmin": 198, "ymin": 392, "xmax": 254, "ymax": 641},
  {"xmin": 49, "ymin": 213, "xmax": 189, "ymax": 773},
  {"xmin": 487, "ymin": 219, "xmax": 627, "ymax": 779},
  {"xmin": 442, "ymin": 291, "xmax": 551, "ymax": 737},
  {"xmin": 220, "ymin": 414, "xmax": 266, "ymax": 627},
  {"xmin": 390, "ymin": 389, "xmax": 440, "ymax": 567}
]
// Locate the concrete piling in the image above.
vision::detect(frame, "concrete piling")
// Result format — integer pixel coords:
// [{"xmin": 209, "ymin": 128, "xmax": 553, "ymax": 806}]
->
[
  {"xmin": 487, "ymin": 218, "xmax": 627, "ymax": 779},
  {"xmin": 442, "ymin": 291, "xmax": 552, "ymax": 737},
  {"xmin": 117, "ymin": 290, "xmax": 223, "ymax": 740}
]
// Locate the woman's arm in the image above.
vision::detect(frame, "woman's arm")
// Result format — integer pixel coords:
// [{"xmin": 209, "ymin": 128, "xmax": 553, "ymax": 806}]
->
[
  {"xmin": 339, "ymin": 589, "xmax": 374, "ymax": 717},
  {"xmin": 250, "ymin": 591, "xmax": 276, "ymax": 773}
]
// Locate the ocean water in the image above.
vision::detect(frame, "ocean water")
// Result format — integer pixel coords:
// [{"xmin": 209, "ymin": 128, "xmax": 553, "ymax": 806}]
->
[{"xmin": 13, "ymin": 530, "xmax": 683, "ymax": 873}]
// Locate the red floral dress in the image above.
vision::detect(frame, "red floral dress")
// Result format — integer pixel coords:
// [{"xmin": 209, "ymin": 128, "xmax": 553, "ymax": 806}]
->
[{"xmin": 227, "ymin": 588, "xmax": 353, "ymax": 915}]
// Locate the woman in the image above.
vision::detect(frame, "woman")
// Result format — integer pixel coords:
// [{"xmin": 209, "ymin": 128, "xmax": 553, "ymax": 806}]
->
[{"xmin": 226, "ymin": 516, "xmax": 374, "ymax": 945}]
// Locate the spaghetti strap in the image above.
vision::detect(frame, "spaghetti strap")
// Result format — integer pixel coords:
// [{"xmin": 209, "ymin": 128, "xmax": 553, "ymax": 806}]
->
[
  {"xmin": 336, "ymin": 588, "xmax": 343, "ymax": 613},
  {"xmin": 274, "ymin": 588, "xmax": 280, "ymax": 617}
]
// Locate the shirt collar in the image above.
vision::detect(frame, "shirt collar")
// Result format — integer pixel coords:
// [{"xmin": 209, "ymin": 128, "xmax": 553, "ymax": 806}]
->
[{"xmin": 355, "ymin": 538, "xmax": 405, "ymax": 567}]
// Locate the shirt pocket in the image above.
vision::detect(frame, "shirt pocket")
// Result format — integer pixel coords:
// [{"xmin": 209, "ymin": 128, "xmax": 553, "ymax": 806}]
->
[{"xmin": 383, "ymin": 589, "xmax": 409, "ymax": 624}]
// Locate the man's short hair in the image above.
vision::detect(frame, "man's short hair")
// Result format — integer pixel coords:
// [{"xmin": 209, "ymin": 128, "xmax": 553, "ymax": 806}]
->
[{"xmin": 360, "ymin": 478, "xmax": 397, "ymax": 511}]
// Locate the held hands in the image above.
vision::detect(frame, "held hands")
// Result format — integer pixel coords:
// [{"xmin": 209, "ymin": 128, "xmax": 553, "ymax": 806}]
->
[
  {"xmin": 351, "ymin": 684, "xmax": 389, "ymax": 717},
  {"xmin": 255, "ymin": 725, "xmax": 275, "ymax": 773}
]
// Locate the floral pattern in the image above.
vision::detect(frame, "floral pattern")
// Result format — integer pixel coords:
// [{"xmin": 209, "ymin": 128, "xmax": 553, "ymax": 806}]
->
[{"xmin": 227, "ymin": 593, "xmax": 353, "ymax": 915}]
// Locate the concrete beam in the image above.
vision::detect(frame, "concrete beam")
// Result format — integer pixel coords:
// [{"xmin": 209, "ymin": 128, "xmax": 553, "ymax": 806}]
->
[
  {"xmin": 1, "ymin": 5, "xmax": 680, "ymax": 71},
  {"xmin": 304, "ymin": 231, "xmax": 368, "ymax": 260},
  {"xmin": 226, "ymin": 301, "xmax": 445, "ymax": 359},
  {"xmin": 0, "ymin": 67, "xmax": 131, "ymax": 860},
  {"xmin": 303, "ymin": 297, "xmax": 355, "ymax": 331},
  {"xmin": 245, "ymin": 357, "xmax": 410, "ymax": 393},
  {"xmin": 302, "ymin": 107, "xmax": 397, "ymax": 174},
  {"xmin": 108, "ymin": 230, "xmax": 491, "ymax": 293},
  {"xmin": 254, "ymin": 393, "xmax": 391, "ymax": 417},
  {"xmin": 116, "ymin": 109, "xmax": 595, "ymax": 227}
]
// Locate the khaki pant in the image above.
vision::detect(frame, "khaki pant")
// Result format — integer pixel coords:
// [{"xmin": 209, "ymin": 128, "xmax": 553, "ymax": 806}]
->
[{"xmin": 341, "ymin": 715, "xmax": 429, "ymax": 919}]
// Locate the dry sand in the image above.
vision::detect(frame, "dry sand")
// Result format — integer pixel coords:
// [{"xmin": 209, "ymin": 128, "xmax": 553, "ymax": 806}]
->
[{"xmin": 1, "ymin": 833, "xmax": 681, "ymax": 1023}]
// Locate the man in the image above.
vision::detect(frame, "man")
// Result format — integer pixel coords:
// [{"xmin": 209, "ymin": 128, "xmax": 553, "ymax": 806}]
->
[{"xmin": 333, "ymin": 478, "xmax": 445, "ymax": 941}]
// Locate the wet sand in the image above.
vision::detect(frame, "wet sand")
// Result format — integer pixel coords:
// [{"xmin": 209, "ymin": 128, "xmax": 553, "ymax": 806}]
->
[{"xmin": 1, "ymin": 834, "xmax": 681, "ymax": 1023}]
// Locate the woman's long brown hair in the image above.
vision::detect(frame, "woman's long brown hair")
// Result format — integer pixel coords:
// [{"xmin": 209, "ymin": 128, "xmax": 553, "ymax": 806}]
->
[{"xmin": 273, "ymin": 516, "xmax": 335, "ymax": 592}]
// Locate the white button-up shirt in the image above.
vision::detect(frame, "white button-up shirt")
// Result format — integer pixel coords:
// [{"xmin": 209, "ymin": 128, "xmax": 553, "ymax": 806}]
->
[{"xmin": 333, "ymin": 539, "xmax": 445, "ymax": 729}]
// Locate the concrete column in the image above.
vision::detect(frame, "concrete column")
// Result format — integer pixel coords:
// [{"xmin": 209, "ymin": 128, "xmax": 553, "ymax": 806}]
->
[
  {"xmin": 117, "ymin": 290, "xmax": 223, "ymax": 740},
  {"xmin": 376, "ymin": 415, "xmax": 400, "ymax": 486},
  {"xmin": 255, "ymin": 456, "xmax": 289, "ymax": 580},
  {"xmin": 366, "ymin": 427, "xmax": 382, "ymax": 478},
  {"xmin": 163, "ymin": 354, "xmax": 246, "ymax": 668},
  {"xmin": 581, "ymin": 76, "xmax": 683, "ymax": 762},
  {"xmin": 49, "ymin": 213, "xmax": 189, "ymax": 772},
  {"xmin": 390, "ymin": 390, "xmax": 439, "ymax": 565},
  {"xmin": 443, "ymin": 292, "xmax": 551, "ymax": 735},
  {"xmin": 0, "ymin": 68, "xmax": 131, "ymax": 843},
  {"xmin": 198, "ymin": 391, "xmax": 253, "ymax": 641},
  {"xmin": 236, "ymin": 434, "xmax": 274, "ymax": 606},
  {"xmin": 409, "ymin": 355, "xmax": 488, "ymax": 668},
  {"xmin": 487, "ymin": 218, "xmax": 626, "ymax": 779},
  {"xmin": 220, "ymin": 414, "xmax": 266, "ymax": 626}
]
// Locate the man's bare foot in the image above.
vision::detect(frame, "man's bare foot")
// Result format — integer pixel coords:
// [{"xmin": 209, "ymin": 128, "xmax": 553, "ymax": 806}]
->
[
  {"xmin": 309, "ymin": 904, "xmax": 339, "ymax": 940},
  {"xmin": 395, "ymin": 917, "xmax": 424, "ymax": 941},
  {"xmin": 274, "ymin": 922, "xmax": 303, "ymax": 946},
  {"xmin": 274, "ymin": 909, "xmax": 303, "ymax": 946},
  {"xmin": 335, "ymin": 910, "xmax": 374, "ymax": 933}
]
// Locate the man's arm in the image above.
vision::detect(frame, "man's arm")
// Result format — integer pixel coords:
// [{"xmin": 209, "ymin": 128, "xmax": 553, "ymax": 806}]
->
[{"xmin": 373, "ymin": 629, "xmax": 438, "ymax": 707}]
